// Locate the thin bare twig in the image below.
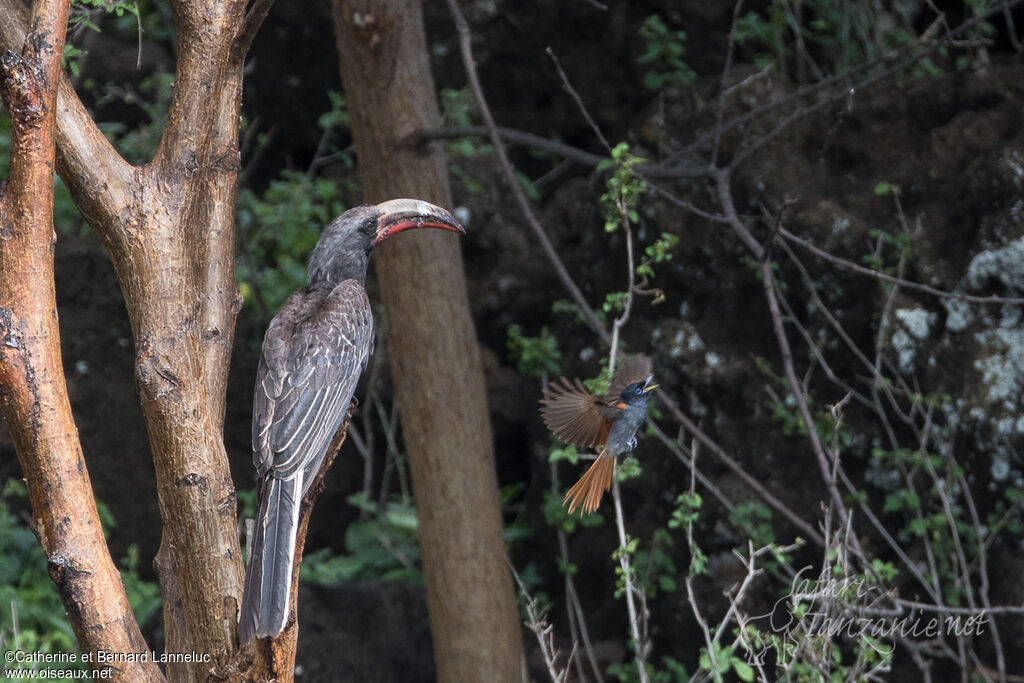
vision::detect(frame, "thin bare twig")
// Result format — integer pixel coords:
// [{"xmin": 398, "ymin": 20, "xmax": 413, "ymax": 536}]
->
[
  {"xmin": 606, "ymin": 218, "xmax": 651, "ymax": 680},
  {"xmin": 509, "ymin": 562, "xmax": 573, "ymax": 683},
  {"xmin": 684, "ymin": 445, "xmax": 720, "ymax": 682},
  {"xmin": 415, "ymin": 125, "xmax": 707, "ymax": 179},
  {"xmin": 711, "ymin": 0, "xmax": 746, "ymax": 168},
  {"xmin": 779, "ymin": 225, "xmax": 1024, "ymax": 304},
  {"xmin": 549, "ymin": 452, "xmax": 603, "ymax": 683},
  {"xmin": 760, "ymin": 255, "xmax": 851, "ymax": 525},
  {"xmin": 445, "ymin": 0, "xmax": 608, "ymax": 342},
  {"xmin": 547, "ymin": 48, "xmax": 613, "ymax": 156},
  {"xmin": 656, "ymin": 387, "xmax": 823, "ymax": 545},
  {"xmin": 611, "ymin": 474, "xmax": 650, "ymax": 683},
  {"xmin": 647, "ymin": 420, "xmax": 735, "ymax": 514},
  {"xmin": 668, "ymin": 0, "xmax": 1024, "ymax": 168}
]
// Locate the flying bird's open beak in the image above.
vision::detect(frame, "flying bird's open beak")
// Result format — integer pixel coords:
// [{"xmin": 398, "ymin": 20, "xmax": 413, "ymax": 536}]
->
[
  {"xmin": 373, "ymin": 198, "xmax": 465, "ymax": 245},
  {"xmin": 641, "ymin": 375, "xmax": 658, "ymax": 393}
]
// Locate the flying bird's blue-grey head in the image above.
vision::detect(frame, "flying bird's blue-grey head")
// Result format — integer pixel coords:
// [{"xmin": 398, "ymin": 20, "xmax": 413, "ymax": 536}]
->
[
  {"xmin": 620, "ymin": 375, "xmax": 657, "ymax": 406},
  {"xmin": 307, "ymin": 199, "xmax": 465, "ymax": 285}
]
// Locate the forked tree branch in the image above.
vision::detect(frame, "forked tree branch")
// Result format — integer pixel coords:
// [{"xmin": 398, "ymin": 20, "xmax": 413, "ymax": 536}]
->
[
  {"xmin": 0, "ymin": 0, "xmax": 275, "ymax": 678},
  {"xmin": 0, "ymin": 1, "xmax": 162, "ymax": 680}
]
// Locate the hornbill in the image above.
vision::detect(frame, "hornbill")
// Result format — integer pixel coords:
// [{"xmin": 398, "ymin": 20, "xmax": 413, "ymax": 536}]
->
[
  {"xmin": 540, "ymin": 355, "xmax": 656, "ymax": 514},
  {"xmin": 238, "ymin": 199, "xmax": 465, "ymax": 642}
]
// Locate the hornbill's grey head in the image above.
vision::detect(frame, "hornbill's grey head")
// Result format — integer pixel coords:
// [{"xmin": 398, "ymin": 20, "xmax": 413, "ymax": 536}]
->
[{"xmin": 307, "ymin": 198, "xmax": 465, "ymax": 285}]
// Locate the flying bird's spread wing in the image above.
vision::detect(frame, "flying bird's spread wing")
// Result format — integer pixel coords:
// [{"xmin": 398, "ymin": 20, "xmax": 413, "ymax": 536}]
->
[
  {"xmin": 240, "ymin": 279, "xmax": 373, "ymax": 641},
  {"xmin": 604, "ymin": 354, "xmax": 653, "ymax": 401},
  {"xmin": 253, "ymin": 280, "xmax": 374, "ymax": 489},
  {"xmin": 540, "ymin": 354, "xmax": 653, "ymax": 448},
  {"xmin": 540, "ymin": 377, "xmax": 612, "ymax": 449}
]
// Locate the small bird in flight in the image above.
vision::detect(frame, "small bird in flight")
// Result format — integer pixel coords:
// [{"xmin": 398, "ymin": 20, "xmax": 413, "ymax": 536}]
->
[
  {"xmin": 540, "ymin": 354, "xmax": 657, "ymax": 514},
  {"xmin": 238, "ymin": 199, "xmax": 465, "ymax": 642}
]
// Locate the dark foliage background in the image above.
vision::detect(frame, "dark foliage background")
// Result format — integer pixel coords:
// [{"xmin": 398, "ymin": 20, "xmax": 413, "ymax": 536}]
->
[{"xmin": 2, "ymin": 0, "xmax": 1023, "ymax": 680}]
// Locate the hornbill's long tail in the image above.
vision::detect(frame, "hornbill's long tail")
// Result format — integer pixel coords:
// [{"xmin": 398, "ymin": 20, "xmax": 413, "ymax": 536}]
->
[{"xmin": 238, "ymin": 475, "xmax": 301, "ymax": 642}]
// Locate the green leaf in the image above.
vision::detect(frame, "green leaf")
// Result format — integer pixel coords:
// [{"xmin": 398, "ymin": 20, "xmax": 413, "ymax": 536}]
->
[
  {"xmin": 549, "ymin": 444, "xmax": 579, "ymax": 464},
  {"xmin": 507, "ymin": 324, "xmax": 562, "ymax": 377}
]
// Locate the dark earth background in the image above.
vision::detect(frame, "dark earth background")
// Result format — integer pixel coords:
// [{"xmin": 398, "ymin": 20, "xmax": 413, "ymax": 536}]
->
[{"xmin": 2, "ymin": 0, "xmax": 1024, "ymax": 680}]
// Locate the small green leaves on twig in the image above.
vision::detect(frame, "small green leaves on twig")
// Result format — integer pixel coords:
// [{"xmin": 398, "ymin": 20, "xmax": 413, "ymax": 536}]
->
[
  {"xmin": 669, "ymin": 492, "xmax": 702, "ymax": 530},
  {"xmin": 507, "ymin": 324, "xmax": 561, "ymax": 377},
  {"xmin": 699, "ymin": 642, "xmax": 755, "ymax": 682},
  {"xmin": 636, "ymin": 232, "xmax": 679, "ymax": 295},
  {"xmin": 599, "ymin": 142, "xmax": 647, "ymax": 233},
  {"xmin": 612, "ymin": 535, "xmax": 640, "ymax": 598},
  {"xmin": 616, "ymin": 456, "xmax": 642, "ymax": 482},
  {"xmin": 581, "ymin": 365, "xmax": 612, "ymax": 396},
  {"xmin": 317, "ymin": 90, "xmax": 350, "ymax": 132},
  {"xmin": 602, "ymin": 290, "xmax": 629, "ymax": 316},
  {"xmin": 543, "ymin": 490, "xmax": 603, "ymax": 533},
  {"xmin": 873, "ymin": 180, "xmax": 901, "ymax": 196},
  {"xmin": 548, "ymin": 444, "xmax": 578, "ymax": 465},
  {"xmin": 637, "ymin": 15, "xmax": 697, "ymax": 91}
]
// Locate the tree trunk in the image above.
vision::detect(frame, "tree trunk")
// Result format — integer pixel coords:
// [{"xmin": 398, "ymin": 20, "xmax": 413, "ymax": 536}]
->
[
  {"xmin": 0, "ymin": 2, "xmax": 275, "ymax": 680},
  {"xmin": 333, "ymin": 1, "xmax": 525, "ymax": 681},
  {"xmin": 0, "ymin": 2, "xmax": 162, "ymax": 681}
]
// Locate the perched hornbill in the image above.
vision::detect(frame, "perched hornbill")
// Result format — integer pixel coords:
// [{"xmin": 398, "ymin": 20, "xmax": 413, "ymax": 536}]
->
[
  {"xmin": 238, "ymin": 199, "xmax": 465, "ymax": 642},
  {"xmin": 540, "ymin": 355, "xmax": 656, "ymax": 514}
]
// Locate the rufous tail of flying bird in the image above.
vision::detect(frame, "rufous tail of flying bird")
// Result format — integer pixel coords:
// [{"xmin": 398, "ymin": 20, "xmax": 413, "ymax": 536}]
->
[
  {"xmin": 540, "ymin": 355, "xmax": 656, "ymax": 514},
  {"xmin": 238, "ymin": 199, "xmax": 464, "ymax": 642}
]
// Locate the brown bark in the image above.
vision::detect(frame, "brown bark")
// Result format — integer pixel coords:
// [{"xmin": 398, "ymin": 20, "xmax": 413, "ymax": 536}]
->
[
  {"xmin": 0, "ymin": 2, "xmax": 273, "ymax": 681},
  {"xmin": 332, "ymin": 1, "xmax": 525, "ymax": 681},
  {"xmin": 0, "ymin": 1, "xmax": 161, "ymax": 681}
]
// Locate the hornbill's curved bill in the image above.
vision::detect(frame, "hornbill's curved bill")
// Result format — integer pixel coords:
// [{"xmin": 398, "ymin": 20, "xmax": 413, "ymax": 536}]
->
[
  {"xmin": 539, "ymin": 354, "xmax": 657, "ymax": 514},
  {"xmin": 238, "ymin": 199, "xmax": 464, "ymax": 642}
]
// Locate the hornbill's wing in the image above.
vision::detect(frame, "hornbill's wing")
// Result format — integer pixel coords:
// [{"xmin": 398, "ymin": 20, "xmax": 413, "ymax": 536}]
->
[
  {"xmin": 604, "ymin": 354, "xmax": 653, "ymax": 401},
  {"xmin": 252, "ymin": 279, "xmax": 374, "ymax": 493},
  {"xmin": 540, "ymin": 377, "xmax": 612, "ymax": 449},
  {"xmin": 241, "ymin": 280, "xmax": 373, "ymax": 640}
]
